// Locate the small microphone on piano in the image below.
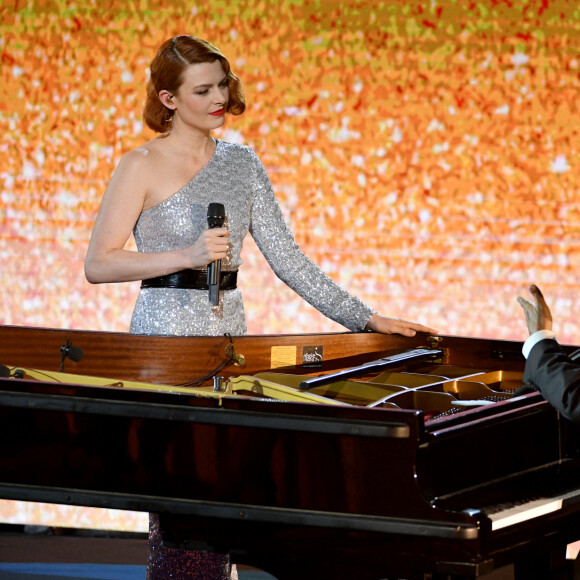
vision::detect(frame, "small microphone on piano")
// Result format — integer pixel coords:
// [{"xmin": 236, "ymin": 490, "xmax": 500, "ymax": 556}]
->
[{"xmin": 59, "ymin": 339, "xmax": 84, "ymax": 372}]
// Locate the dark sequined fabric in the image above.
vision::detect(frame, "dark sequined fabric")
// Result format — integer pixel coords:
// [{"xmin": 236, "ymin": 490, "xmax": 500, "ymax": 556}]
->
[{"xmin": 148, "ymin": 514, "xmax": 236, "ymax": 580}]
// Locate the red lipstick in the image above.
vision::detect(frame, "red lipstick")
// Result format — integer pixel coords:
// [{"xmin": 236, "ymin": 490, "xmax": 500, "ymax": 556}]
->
[{"xmin": 210, "ymin": 108, "xmax": 225, "ymax": 116}]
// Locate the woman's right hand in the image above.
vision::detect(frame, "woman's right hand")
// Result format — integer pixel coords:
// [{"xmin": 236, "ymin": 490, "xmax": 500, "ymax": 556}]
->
[{"xmin": 188, "ymin": 227, "xmax": 230, "ymax": 269}]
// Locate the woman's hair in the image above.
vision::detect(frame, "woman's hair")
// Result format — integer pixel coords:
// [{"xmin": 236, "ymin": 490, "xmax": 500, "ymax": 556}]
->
[{"xmin": 143, "ymin": 35, "xmax": 245, "ymax": 133}]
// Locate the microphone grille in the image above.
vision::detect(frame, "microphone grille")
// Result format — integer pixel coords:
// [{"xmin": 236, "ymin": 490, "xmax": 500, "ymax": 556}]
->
[
  {"xmin": 207, "ymin": 203, "xmax": 225, "ymax": 228},
  {"xmin": 68, "ymin": 345, "xmax": 85, "ymax": 363},
  {"xmin": 207, "ymin": 202, "xmax": 225, "ymax": 217}
]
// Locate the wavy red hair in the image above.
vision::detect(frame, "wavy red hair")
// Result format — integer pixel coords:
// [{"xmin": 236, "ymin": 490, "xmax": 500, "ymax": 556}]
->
[{"xmin": 143, "ymin": 36, "xmax": 245, "ymax": 133}]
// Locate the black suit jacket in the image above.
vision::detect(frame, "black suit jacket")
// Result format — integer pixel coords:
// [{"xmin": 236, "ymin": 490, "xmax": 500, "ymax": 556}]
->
[{"xmin": 524, "ymin": 338, "xmax": 580, "ymax": 422}]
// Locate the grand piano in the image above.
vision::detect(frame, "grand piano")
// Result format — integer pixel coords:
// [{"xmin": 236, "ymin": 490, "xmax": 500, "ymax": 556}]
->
[{"xmin": 1, "ymin": 324, "xmax": 580, "ymax": 579}]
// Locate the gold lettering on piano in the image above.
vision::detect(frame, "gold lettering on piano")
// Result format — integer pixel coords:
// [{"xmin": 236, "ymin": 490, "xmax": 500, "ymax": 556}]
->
[{"xmin": 270, "ymin": 346, "xmax": 297, "ymax": 368}]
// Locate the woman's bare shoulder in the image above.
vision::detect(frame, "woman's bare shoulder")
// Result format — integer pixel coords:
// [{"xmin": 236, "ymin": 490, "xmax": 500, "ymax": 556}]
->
[
  {"xmin": 114, "ymin": 138, "xmax": 168, "ymax": 175},
  {"xmin": 125, "ymin": 136, "xmax": 166, "ymax": 160}
]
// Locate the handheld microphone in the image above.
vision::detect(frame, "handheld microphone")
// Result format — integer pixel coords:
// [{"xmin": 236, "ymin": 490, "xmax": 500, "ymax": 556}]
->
[{"xmin": 207, "ymin": 202, "xmax": 226, "ymax": 306}]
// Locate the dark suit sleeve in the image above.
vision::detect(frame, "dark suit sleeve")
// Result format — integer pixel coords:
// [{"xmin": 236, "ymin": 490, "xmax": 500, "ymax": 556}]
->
[{"xmin": 524, "ymin": 339, "xmax": 580, "ymax": 422}]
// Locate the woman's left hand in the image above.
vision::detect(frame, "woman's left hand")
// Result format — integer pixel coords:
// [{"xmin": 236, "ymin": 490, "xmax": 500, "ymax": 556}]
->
[{"xmin": 365, "ymin": 314, "xmax": 438, "ymax": 337}]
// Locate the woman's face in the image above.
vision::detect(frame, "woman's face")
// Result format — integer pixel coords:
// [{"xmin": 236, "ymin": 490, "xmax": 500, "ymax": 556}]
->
[{"xmin": 169, "ymin": 60, "xmax": 229, "ymax": 132}]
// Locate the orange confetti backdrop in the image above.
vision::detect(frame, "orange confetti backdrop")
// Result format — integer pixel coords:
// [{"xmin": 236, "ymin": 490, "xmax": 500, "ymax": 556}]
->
[{"xmin": 1, "ymin": 0, "xmax": 579, "ymax": 343}]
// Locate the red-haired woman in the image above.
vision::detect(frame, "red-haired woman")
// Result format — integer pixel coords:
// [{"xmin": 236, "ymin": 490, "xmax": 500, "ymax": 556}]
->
[{"xmin": 85, "ymin": 35, "xmax": 436, "ymax": 579}]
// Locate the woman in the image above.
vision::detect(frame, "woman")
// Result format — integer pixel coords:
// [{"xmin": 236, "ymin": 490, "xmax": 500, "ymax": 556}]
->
[{"xmin": 85, "ymin": 35, "xmax": 436, "ymax": 580}]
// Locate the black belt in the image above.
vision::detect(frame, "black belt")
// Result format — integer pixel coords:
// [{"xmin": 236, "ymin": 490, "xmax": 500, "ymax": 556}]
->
[{"xmin": 141, "ymin": 270, "xmax": 238, "ymax": 290}]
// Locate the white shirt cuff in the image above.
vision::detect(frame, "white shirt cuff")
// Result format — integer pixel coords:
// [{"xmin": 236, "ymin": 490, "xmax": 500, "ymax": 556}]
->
[{"xmin": 522, "ymin": 329, "xmax": 556, "ymax": 359}]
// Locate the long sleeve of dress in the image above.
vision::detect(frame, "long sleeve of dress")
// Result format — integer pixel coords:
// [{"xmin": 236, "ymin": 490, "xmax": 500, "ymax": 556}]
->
[
  {"xmin": 524, "ymin": 339, "xmax": 580, "ymax": 422},
  {"xmin": 247, "ymin": 150, "xmax": 375, "ymax": 332}
]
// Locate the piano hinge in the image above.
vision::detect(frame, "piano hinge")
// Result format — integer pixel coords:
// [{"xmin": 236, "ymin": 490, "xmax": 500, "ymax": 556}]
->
[
  {"xmin": 425, "ymin": 335, "xmax": 447, "ymax": 365},
  {"xmin": 425, "ymin": 336, "xmax": 444, "ymax": 364},
  {"xmin": 427, "ymin": 335, "xmax": 443, "ymax": 350}
]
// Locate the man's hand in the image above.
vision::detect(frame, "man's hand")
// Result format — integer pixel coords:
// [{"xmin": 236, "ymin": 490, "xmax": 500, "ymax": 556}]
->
[{"xmin": 517, "ymin": 284, "xmax": 553, "ymax": 335}]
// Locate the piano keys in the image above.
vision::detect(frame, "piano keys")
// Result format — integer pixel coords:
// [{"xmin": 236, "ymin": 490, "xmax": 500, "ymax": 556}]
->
[{"xmin": 0, "ymin": 323, "xmax": 580, "ymax": 579}]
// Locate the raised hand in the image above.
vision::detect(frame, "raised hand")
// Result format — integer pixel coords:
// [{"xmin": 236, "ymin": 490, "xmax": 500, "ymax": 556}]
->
[{"xmin": 517, "ymin": 284, "xmax": 553, "ymax": 335}]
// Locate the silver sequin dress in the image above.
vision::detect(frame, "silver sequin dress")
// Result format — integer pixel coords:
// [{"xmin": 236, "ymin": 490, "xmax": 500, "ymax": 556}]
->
[{"xmin": 129, "ymin": 139, "xmax": 375, "ymax": 337}]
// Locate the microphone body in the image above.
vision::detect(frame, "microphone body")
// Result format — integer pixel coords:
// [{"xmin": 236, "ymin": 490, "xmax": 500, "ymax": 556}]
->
[{"xmin": 207, "ymin": 203, "xmax": 226, "ymax": 306}]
